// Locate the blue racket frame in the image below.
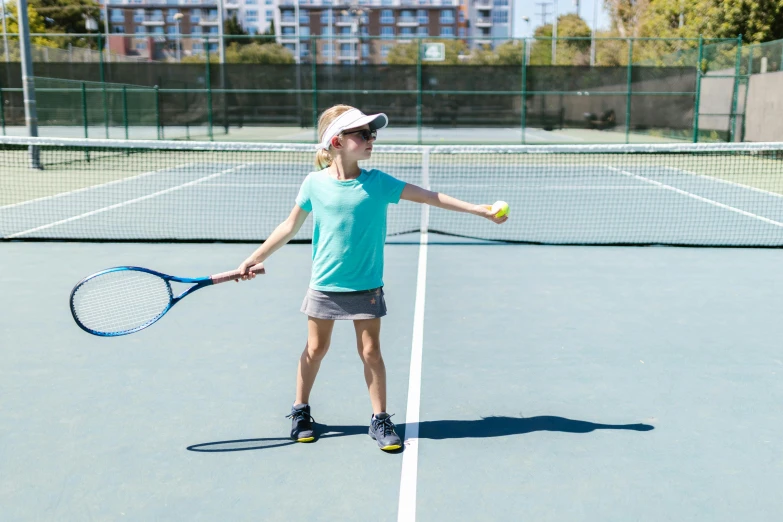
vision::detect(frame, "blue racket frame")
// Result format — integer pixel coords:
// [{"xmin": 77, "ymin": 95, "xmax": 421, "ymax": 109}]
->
[{"xmin": 69, "ymin": 266, "xmax": 217, "ymax": 337}]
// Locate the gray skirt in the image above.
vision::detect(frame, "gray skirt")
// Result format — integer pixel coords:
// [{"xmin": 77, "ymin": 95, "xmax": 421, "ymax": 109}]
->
[{"xmin": 300, "ymin": 287, "xmax": 387, "ymax": 320}]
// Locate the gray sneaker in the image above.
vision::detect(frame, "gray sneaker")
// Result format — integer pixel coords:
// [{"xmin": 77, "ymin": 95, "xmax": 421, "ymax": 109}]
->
[
  {"xmin": 286, "ymin": 404, "xmax": 315, "ymax": 442},
  {"xmin": 369, "ymin": 413, "xmax": 402, "ymax": 451}
]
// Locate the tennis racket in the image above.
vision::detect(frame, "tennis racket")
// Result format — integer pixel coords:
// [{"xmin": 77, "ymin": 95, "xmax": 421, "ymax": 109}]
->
[{"xmin": 69, "ymin": 264, "xmax": 265, "ymax": 337}]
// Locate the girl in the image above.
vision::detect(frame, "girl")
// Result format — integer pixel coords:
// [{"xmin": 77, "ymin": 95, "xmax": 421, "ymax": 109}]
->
[{"xmin": 237, "ymin": 105, "xmax": 507, "ymax": 451}]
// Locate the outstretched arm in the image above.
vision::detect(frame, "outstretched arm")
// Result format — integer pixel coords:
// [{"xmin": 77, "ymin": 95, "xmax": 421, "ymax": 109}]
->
[
  {"xmin": 236, "ymin": 204, "xmax": 310, "ymax": 280},
  {"xmin": 400, "ymin": 183, "xmax": 508, "ymax": 224}
]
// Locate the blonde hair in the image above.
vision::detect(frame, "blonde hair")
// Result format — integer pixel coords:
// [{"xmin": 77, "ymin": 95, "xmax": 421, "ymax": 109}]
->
[{"xmin": 314, "ymin": 104, "xmax": 356, "ymax": 169}]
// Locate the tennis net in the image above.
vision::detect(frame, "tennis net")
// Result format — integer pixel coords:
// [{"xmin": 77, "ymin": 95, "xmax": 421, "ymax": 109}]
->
[{"xmin": 2, "ymin": 136, "xmax": 783, "ymax": 246}]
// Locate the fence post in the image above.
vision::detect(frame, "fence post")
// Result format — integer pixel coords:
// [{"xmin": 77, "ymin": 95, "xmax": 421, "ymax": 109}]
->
[
  {"xmin": 0, "ymin": 78, "xmax": 5, "ymax": 135},
  {"xmin": 122, "ymin": 85, "xmax": 129, "ymax": 140},
  {"xmin": 625, "ymin": 38, "xmax": 633, "ymax": 144},
  {"xmin": 81, "ymin": 81, "xmax": 89, "ymax": 139},
  {"xmin": 692, "ymin": 36, "xmax": 704, "ymax": 143},
  {"xmin": 416, "ymin": 39, "xmax": 422, "ymax": 145},
  {"xmin": 729, "ymin": 34, "xmax": 742, "ymax": 142},
  {"xmin": 155, "ymin": 85, "xmax": 162, "ymax": 140},
  {"xmin": 98, "ymin": 33, "xmax": 108, "ymax": 138},
  {"xmin": 311, "ymin": 37, "xmax": 318, "ymax": 142},
  {"xmin": 205, "ymin": 36, "xmax": 214, "ymax": 141},
  {"xmin": 521, "ymin": 38, "xmax": 527, "ymax": 145}
]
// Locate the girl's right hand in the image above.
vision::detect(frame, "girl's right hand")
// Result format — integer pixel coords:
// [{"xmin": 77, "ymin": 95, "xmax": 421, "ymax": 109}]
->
[{"xmin": 236, "ymin": 258, "xmax": 261, "ymax": 282}]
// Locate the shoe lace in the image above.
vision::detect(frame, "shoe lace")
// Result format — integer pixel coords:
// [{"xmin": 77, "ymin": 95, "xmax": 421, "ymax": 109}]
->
[
  {"xmin": 374, "ymin": 414, "xmax": 396, "ymax": 437},
  {"xmin": 286, "ymin": 409, "xmax": 315, "ymax": 424}
]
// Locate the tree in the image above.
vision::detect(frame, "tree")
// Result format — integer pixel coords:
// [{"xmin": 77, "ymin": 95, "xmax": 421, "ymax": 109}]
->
[
  {"xmin": 224, "ymin": 42, "xmax": 294, "ymax": 63},
  {"xmin": 603, "ymin": 0, "xmax": 651, "ymax": 38},
  {"xmin": 5, "ymin": 1, "xmax": 56, "ymax": 47},
  {"xmin": 529, "ymin": 14, "xmax": 592, "ymax": 65},
  {"xmin": 29, "ymin": 0, "xmax": 101, "ymax": 35},
  {"xmin": 225, "ymin": 15, "xmax": 249, "ymax": 47}
]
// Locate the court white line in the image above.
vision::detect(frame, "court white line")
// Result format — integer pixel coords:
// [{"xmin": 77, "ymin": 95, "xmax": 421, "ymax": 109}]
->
[
  {"xmin": 663, "ymin": 166, "xmax": 783, "ymax": 200},
  {"xmin": 0, "ymin": 163, "xmax": 195, "ymax": 211},
  {"xmin": 4, "ymin": 164, "xmax": 248, "ymax": 239},
  {"xmin": 398, "ymin": 149, "xmax": 430, "ymax": 522},
  {"xmin": 607, "ymin": 166, "xmax": 783, "ymax": 228}
]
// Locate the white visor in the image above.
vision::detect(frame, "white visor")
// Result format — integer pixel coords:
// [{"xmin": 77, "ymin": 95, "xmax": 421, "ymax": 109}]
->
[{"xmin": 316, "ymin": 108, "xmax": 388, "ymax": 151}]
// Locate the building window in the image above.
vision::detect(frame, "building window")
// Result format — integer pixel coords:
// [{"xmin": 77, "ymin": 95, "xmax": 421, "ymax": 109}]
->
[
  {"xmin": 361, "ymin": 43, "xmax": 370, "ymax": 55},
  {"xmin": 323, "ymin": 43, "xmax": 333, "ymax": 56},
  {"xmin": 247, "ymin": 9, "xmax": 258, "ymax": 22},
  {"xmin": 400, "ymin": 27, "xmax": 413, "ymax": 36},
  {"xmin": 440, "ymin": 26, "xmax": 454, "ymax": 37},
  {"xmin": 322, "ymin": 26, "xmax": 333, "ymax": 36},
  {"xmin": 209, "ymin": 26, "xmax": 219, "ymax": 34},
  {"xmin": 382, "ymin": 0, "xmax": 393, "ymax": 5},
  {"xmin": 495, "ymin": 0, "xmax": 509, "ymax": 5},
  {"xmin": 112, "ymin": 26, "xmax": 124, "ymax": 33},
  {"xmin": 458, "ymin": 27, "xmax": 466, "ymax": 37},
  {"xmin": 459, "ymin": 10, "xmax": 465, "ymax": 22},
  {"xmin": 381, "ymin": 44, "xmax": 392, "ymax": 57},
  {"xmin": 133, "ymin": 9, "xmax": 144, "ymax": 23},
  {"xmin": 153, "ymin": 26, "xmax": 164, "ymax": 34},
  {"xmin": 321, "ymin": 11, "xmax": 333, "ymax": 23},
  {"xmin": 193, "ymin": 26, "xmax": 203, "ymax": 34},
  {"xmin": 440, "ymin": 10, "xmax": 454, "ymax": 23},
  {"xmin": 380, "ymin": 10, "xmax": 394, "ymax": 24},
  {"xmin": 193, "ymin": 42, "xmax": 203, "ymax": 51},
  {"xmin": 167, "ymin": 26, "xmax": 177, "ymax": 34},
  {"xmin": 191, "ymin": 9, "xmax": 201, "ymax": 22},
  {"xmin": 135, "ymin": 26, "xmax": 146, "ymax": 34},
  {"xmin": 284, "ymin": 43, "xmax": 295, "ymax": 52},
  {"xmin": 381, "ymin": 26, "xmax": 394, "ymax": 38},
  {"xmin": 300, "ymin": 13, "xmax": 309, "ymax": 24},
  {"xmin": 493, "ymin": 10, "xmax": 508, "ymax": 23},
  {"xmin": 300, "ymin": 26, "xmax": 310, "ymax": 37},
  {"xmin": 340, "ymin": 43, "xmax": 352, "ymax": 52},
  {"xmin": 417, "ymin": 10, "xmax": 428, "ymax": 23},
  {"xmin": 110, "ymin": 9, "xmax": 124, "ymax": 22},
  {"xmin": 282, "ymin": 26, "xmax": 295, "ymax": 35},
  {"xmin": 417, "ymin": 26, "xmax": 428, "ymax": 36},
  {"xmin": 266, "ymin": 10, "xmax": 273, "ymax": 18},
  {"xmin": 135, "ymin": 42, "xmax": 147, "ymax": 51}
]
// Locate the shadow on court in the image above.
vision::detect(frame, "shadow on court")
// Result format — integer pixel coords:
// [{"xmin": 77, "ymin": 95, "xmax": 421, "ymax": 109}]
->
[{"xmin": 187, "ymin": 416, "xmax": 654, "ymax": 453}]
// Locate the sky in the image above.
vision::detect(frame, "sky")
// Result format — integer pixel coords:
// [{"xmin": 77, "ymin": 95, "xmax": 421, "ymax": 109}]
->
[{"xmin": 513, "ymin": 0, "xmax": 612, "ymax": 38}]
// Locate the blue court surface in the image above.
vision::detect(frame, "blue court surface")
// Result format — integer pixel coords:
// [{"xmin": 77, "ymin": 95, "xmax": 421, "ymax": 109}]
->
[{"xmin": 2, "ymin": 240, "xmax": 782, "ymax": 521}]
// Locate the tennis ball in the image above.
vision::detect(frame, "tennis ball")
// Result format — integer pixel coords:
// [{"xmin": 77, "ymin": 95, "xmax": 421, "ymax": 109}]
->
[{"xmin": 491, "ymin": 201, "xmax": 509, "ymax": 218}]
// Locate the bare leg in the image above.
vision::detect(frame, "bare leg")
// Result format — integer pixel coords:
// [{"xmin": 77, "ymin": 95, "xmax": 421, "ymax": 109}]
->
[
  {"xmin": 295, "ymin": 317, "xmax": 335, "ymax": 405},
  {"xmin": 354, "ymin": 318, "xmax": 386, "ymax": 414}
]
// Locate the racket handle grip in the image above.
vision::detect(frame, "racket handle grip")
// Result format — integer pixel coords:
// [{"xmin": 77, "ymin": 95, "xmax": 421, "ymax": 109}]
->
[{"xmin": 211, "ymin": 263, "xmax": 266, "ymax": 284}]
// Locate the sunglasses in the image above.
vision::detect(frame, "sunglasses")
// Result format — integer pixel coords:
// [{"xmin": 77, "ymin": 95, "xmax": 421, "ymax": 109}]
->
[{"xmin": 342, "ymin": 129, "xmax": 377, "ymax": 142}]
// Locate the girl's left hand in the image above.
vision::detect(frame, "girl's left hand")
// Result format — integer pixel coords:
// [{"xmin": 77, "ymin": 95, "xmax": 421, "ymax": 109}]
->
[{"xmin": 475, "ymin": 204, "xmax": 509, "ymax": 224}]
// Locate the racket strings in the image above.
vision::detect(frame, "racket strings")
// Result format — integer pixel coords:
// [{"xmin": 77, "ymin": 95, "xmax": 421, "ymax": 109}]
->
[{"xmin": 72, "ymin": 270, "xmax": 172, "ymax": 334}]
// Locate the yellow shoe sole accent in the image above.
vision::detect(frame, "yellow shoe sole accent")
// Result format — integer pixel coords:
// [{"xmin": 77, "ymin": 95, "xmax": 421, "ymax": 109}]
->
[
  {"xmin": 381, "ymin": 444, "xmax": 401, "ymax": 451},
  {"xmin": 296, "ymin": 436, "xmax": 315, "ymax": 443}
]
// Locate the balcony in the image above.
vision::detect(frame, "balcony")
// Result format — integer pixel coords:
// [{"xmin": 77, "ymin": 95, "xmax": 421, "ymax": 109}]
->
[
  {"xmin": 397, "ymin": 16, "xmax": 418, "ymax": 26},
  {"xmin": 475, "ymin": 1, "xmax": 493, "ymax": 8},
  {"xmin": 474, "ymin": 38, "xmax": 492, "ymax": 46},
  {"xmin": 337, "ymin": 36, "xmax": 359, "ymax": 43},
  {"xmin": 141, "ymin": 16, "xmax": 165, "ymax": 26},
  {"xmin": 280, "ymin": 16, "xmax": 297, "ymax": 25},
  {"xmin": 335, "ymin": 16, "xmax": 354, "ymax": 26},
  {"xmin": 199, "ymin": 16, "xmax": 219, "ymax": 25},
  {"xmin": 475, "ymin": 17, "xmax": 491, "ymax": 27},
  {"xmin": 224, "ymin": 0, "xmax": 239, "ymax": 7}
]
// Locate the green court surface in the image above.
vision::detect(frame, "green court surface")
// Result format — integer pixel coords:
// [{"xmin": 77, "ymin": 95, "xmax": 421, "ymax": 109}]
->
[{"xmin": 2, "ymin": 242, "xmax": 782, "ymax": 521}]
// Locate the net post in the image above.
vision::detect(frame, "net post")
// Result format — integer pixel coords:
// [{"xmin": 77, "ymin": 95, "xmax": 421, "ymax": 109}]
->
[
  {"xmin": 692, "ymin": 35, "xmax": 703, "ymax": 143},
  {"xmin": 416, "ymin": 39, "xmax": 422, "ymax": 145},
  {"xmin": 729, "ymin": 34, "xmax": 742, "ymax": 142},
  {"xmin": 521, "ymin": 38, "xmax": 527, "ymax": 145},
  {"xmin": 625, "ymin": 38, "xmax": 633, "ymax": 144},
  {"xmin": 98, "ymin": 33, "xmax": 108, "ymax": 139},
  {"xmin": 420, "ymin": 147, "xmax": 431, "ymax": 235},
  {"xmin": 122, "ymin": 85, "xmax": 128, "ymax": 140},
  {"xmin": 155, "ymin": 85, "xmax": 162, "ymax": 140},
  {"xmin": 311, "ymin": 37, "xmax": 317, "ymax": 142},
  {"xmin": 205, "ymin": 36, "xmax": 214, "ymax": 141}
]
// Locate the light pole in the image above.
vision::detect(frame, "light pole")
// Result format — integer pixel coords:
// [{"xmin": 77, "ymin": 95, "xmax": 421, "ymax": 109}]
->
[
  {"xmin": 341, "ymin": 4, "xmax": 364, "ymax": 64},
  {"xmin": 174, "ymin": 12, "xmax": 183, "ymax": 62},
  {"xmin": 590, "ymin": 0, "xmax": 598, "ymax": 65}
]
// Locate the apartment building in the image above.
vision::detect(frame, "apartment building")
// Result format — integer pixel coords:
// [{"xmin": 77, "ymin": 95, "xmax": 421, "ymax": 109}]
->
[
  {"xmin": 100, "ymin": 0, "xmax": 511, "ymax": 62},
  {"xmin": 276, "ymin": 1, "xmax": 463, "ymax": 64}
]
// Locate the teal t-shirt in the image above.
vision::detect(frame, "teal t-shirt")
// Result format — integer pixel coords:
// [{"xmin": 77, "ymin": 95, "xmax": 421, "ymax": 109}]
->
[{"xmin": 295, "ymin": 168, "xmax": 407, "ymax": 292}]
